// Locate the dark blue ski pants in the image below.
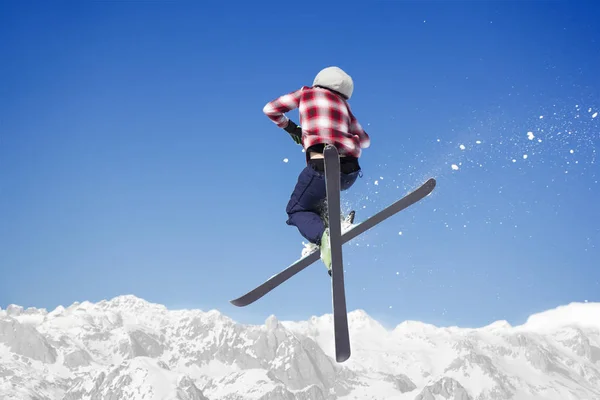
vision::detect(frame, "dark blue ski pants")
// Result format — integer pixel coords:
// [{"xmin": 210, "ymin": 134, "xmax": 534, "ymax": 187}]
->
[{"xmin": 286, "ymin": 159, "xmax": 361, "ymax": 245}]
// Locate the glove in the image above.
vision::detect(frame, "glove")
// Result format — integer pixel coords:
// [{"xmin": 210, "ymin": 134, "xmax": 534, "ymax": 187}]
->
[{"xmin": 284, "ymin": 120, "xmax": 303, "ymax": 145}]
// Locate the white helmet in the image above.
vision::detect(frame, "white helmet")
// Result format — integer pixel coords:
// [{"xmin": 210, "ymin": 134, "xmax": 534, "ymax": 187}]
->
[{"xmin": 312, "ymin": 66, "xmax": 354, "ymax": 99}]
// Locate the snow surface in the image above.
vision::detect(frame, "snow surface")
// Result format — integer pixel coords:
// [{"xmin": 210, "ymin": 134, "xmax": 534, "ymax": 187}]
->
[
  {"xmin": 516, "ymin": 302, "xmax": 600, "ymax": 332},
  {"xmin": 2, "ymin": 295, "xmax": 600, "ymax": 400}
]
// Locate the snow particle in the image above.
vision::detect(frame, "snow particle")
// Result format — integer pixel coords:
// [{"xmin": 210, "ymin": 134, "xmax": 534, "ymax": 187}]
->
[
  {"xmin": 398, "ymin": 231, "xmax": 403, "ymax": 235},
  {"xmin": 570, "ymin": 149, "xmax": 574, "ymax": 154},
  {"xmin": 459, "ymin": 144, "xmax": 466, "ymax": 150},
  {"xmin": 451, "ymin": 164, "xmax": 459, "ymax": 170},
  {"xmin": 283, "ymin": 158, "xmax": 289, "ymax": 163},
  {"xmin": 527, "ymin": 132, "xmax": 535, "ymax": 140},
  {"xmin": 523, "ymin": 154, "xmax": 528, "ymax": 159},
  {"xmin": 593, "ymin": 112, "xmax": 598, "ymax": 118},
  {"xmin": 476, "ymin": 140, "xmax": 482, "ymax": 144},
  {"xmin": 374, "ymin": 180, "xmax": 379, "ymax": 185}
]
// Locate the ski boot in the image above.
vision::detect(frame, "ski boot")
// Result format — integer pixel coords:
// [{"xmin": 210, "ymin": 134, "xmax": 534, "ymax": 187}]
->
[
  {"xmin": 321, "ymin": 210, "xmax": 354, "ymax": 276},
  {"xmin": 342, "ymin": 210, "xmax": 355, "ymax": 234},
  {"xmin": 320, "ymin": 228, "xmax": 332, "ymax": 276},
  {"xmin": 301, "ymin": 242, "xmax": 319, "ymax": 258}
]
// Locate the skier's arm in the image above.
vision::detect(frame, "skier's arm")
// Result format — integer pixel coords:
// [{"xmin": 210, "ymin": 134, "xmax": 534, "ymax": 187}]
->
[
  {"xmin": 263, "ymin": 88, "xmax": 304, "ymax": 128},
  {"xmin": 349, "ymin": 111, "xmax": 371, "ymax": 149}
]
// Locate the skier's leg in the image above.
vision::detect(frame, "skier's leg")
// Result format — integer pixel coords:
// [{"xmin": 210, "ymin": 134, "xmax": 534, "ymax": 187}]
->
[
  {"xmin": 287, "ymin": 211, "xmax": 325, "ymax": 244},
  {"xmin": 340, "ymin": 157, "xmax": 361, "ymax": 191},
  {"xmin": 339, "ymin": 159, "xmax": 361, "ymax": 235},
  {"xmin": 286, "ymin": 165, "xmax": 327, "ymax": 244}
]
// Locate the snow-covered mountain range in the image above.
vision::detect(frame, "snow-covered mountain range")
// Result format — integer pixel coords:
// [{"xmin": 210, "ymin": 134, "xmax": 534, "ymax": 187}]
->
[{"xmin": 1, "ymin": 295, "xmax": 599, "ymax": 400}]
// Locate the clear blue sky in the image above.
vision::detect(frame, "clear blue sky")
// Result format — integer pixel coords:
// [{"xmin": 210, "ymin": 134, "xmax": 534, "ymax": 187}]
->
[{"xmin": 1, "ymin": 1, "xmax": 599, "ymax": 329}]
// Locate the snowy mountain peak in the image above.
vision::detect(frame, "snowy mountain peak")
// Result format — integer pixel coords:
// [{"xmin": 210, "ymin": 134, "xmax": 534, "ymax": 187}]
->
[
  {"xmin": 347, "ymin": 309, "xmax": 385, "ymax": 329},
  {"xmin": 483, "ymin": 320, "xmax": 512, "ymax": 330},
  {"xmin": 517, "ymin": 301, "xmax": 600, "ymax": 332},
  {"xmin": 347, "ymin": 308, "xmax": 370, "ymax": 319},
  {"xmin": 6, "ymin": 304, "xmax": 24, "ymax": 316},
  {"xmin": 99, "ymin": 294, "xmax": 167, "ymax": 313},
  {"xmin": 265, "ymin": 314, "xmax": 279, "ymax": 330},
  {"xmin": 394, "ymin": 319, "xmax": 441, "ymax": 335},
  {"xmin": 48, "ymin": 305, "xmax": 66, "ymax": 319}
]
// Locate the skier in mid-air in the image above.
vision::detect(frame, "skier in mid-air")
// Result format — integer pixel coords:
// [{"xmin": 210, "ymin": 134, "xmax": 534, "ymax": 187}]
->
[{"xmin": 263, "ymin": 66, "xmax": 370, "ymax": 274}]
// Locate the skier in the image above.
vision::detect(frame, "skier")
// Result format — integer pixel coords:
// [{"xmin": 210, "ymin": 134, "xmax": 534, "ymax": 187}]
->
[{"xmin": 263, "ymin": 66, "xmax": 370, "ymax": 274}]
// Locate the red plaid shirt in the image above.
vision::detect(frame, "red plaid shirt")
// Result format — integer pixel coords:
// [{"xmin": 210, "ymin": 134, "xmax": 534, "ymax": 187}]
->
[{"xmin": 263, "ymin": 86, "xmax": 370, "ymax": 158}]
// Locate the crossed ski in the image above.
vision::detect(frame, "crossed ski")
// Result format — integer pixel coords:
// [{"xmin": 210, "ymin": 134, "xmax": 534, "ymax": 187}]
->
[
  {"xmin": 230, "ymin": 145, "xmax": 437, "ymax": 363},
  {"xmin": 323, "ymin": 145, "xmax": 350, "ymax": 362}
]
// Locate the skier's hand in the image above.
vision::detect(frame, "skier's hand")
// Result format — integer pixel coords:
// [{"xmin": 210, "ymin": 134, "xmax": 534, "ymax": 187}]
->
[
  {"xmin": 289, "ymin": 133, "xmax": 302, "ymax": 145},
  {"xmin": 284, "ymin": 120, "xmax": 303, "ymax": 145}
]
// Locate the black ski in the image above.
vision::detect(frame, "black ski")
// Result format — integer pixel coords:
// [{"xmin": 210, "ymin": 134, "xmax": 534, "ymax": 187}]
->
[
  {"xmin": 323, "ymin": 145, "xmax": 351, "ymax": 362},
  {"xmin": 230, "ymin": 177, "xmax": 437, "ymax": 307}
]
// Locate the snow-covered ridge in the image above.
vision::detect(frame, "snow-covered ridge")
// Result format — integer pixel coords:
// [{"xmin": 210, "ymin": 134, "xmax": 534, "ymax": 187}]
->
[
  {"xmin": 516, "ymin": 301, "xmax": 600, "ymax": 332},
  {"xmin": 1, "ymin": 295, "xmax": 600, "ymax": 400}
]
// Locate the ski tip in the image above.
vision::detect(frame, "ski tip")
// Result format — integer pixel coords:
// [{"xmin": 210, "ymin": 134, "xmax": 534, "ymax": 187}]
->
[
  {"xmin": 229, "ymin": 299, "xmax": 246, "ymax": 307},
  {"xmin": 336, "ymin": 351, "xmax": 351, "ymax": 363},
  {"xmin": 423, "ymin": 177, "xmax": 436, "ymax": 193},
  {"xmin": 230, "ymin": 296, "xmax": 253, "ymax": 307}
]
